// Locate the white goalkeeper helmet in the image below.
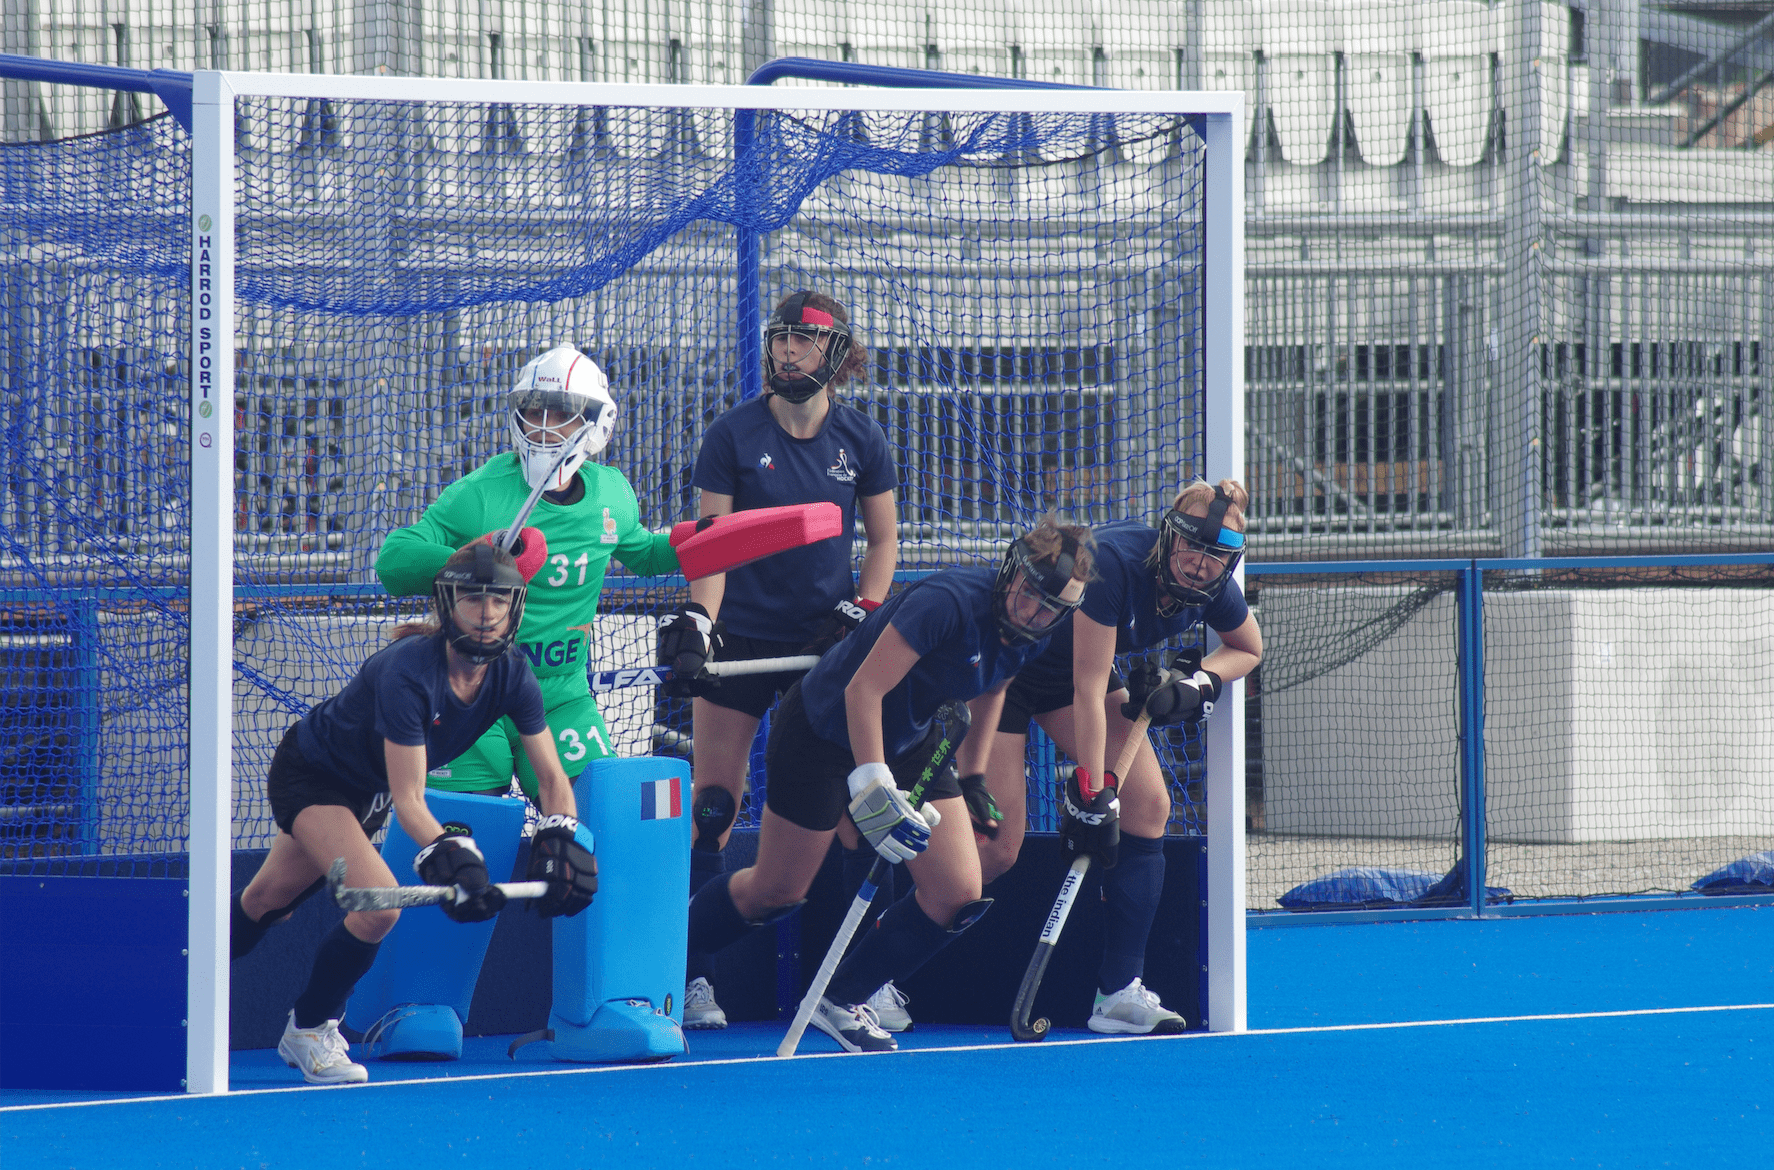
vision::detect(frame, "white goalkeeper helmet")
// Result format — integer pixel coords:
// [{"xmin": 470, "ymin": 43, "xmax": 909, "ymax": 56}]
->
[{"xmin": 508, "ymin": 345, "xmax": 618, "ymax": 491}]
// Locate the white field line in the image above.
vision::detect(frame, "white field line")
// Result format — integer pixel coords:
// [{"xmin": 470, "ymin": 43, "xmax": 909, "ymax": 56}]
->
[{"xmin": 6, "ymin": 1001, "xmax": 1771, "ymax": 1114}]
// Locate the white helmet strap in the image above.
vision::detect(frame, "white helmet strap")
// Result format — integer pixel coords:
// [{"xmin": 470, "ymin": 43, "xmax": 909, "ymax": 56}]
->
[{"xmin": 508, "ymin": 346, "xmax": 617, "ymax": 491}]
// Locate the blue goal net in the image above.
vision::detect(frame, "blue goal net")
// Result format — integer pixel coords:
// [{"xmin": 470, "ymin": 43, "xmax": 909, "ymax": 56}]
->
[{"xmin": 0, "ymin": 91, "xmax": 1212, "ymax": 867}]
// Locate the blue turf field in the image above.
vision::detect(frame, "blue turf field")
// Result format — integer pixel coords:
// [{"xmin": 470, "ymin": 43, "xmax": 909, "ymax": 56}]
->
[{"xmin": 6, "ymin": 906, "xmax": 1771, "ymax": 1168}]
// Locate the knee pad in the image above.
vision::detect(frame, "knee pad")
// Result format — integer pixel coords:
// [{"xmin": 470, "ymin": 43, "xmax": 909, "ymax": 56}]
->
[
  {"xmin": 946, "ymin": 898, "xmax": 994, "ymax": 934},
  {"xmin": 692, "ymin": 786, "xmax": 737, "ymax": 853}
]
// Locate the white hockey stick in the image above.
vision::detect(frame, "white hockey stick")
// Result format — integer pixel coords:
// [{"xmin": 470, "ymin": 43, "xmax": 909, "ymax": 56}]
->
[
  {"xmin": 496, "ymin": 440, "xmax": 582, "ymax": 554},
  {"xmin": 588, "ymin": 655, "xmax": 819, "ymax": 692},
  {"xmin": 776, "ymin": 703, "xmax": 969, "ymax": 1057},
  {"xmin": 325, "ymin": 857, "xmax": 548, "ymax": 912}
]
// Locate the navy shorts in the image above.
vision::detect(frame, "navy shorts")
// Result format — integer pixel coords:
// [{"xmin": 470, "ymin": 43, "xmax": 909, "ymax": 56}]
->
[
  {"xmin": 698, "ymin": 631, "xmax": 813, "ymax": 720},
  {"xmin": 763, "ymin": 682, "xmax": 965, "ymax": 832},
  {"xmin": 265, "ymin": 725, "xmax": 394, "ymax": 837},
  {"xmin": 997, "ymin": 669, "xmax": 1127, "ymax": 734}
]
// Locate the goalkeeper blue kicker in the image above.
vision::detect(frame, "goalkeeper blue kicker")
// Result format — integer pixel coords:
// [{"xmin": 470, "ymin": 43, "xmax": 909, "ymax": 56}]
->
[{"xmin": 641, "ymin": 776, "xmax": 683, "ymax": 820}]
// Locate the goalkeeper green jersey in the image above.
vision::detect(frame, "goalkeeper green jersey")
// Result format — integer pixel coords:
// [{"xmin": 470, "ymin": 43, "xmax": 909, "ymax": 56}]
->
[{"xmin": 375, "ymin": 454, "xmax": 678, "ymax": 683}]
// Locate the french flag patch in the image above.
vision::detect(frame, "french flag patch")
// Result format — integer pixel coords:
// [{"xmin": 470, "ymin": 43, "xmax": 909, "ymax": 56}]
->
[{"xmin": 640, "ymin": 776, "xmax": 682, "ymax": 820}]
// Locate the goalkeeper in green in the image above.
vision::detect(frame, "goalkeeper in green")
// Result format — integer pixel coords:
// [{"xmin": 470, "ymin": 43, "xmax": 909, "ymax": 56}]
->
[{"xmin": 376, "ymin": 344, "xmax": 680, "ymax": 797}]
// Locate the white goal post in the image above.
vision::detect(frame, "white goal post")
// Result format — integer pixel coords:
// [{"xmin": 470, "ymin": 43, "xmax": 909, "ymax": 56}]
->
[{"xmin": 186, "ymin": 69, "xmax": 1244, "ymax": 1094}]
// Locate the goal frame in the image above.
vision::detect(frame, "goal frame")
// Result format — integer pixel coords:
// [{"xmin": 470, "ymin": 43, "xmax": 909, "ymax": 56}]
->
[{"xmin": 180, "ymin": 69, "xmax": 1244, "ymax": 1093}]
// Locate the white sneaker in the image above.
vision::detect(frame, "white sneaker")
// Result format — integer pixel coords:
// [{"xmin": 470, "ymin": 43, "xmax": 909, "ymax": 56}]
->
[
  {"xmin": 682, "ymin": 977, "xmax": 728, "ymax": 1030},
  {"xmin": 1087, "ymin": 978, "xmax": 1188, "ymax": 1036},
  {"xmin": 278, "ymin": 1012, "xmax": 368, "ymax": 1084},
  {"xmin": 808, "ymin": 997, "xmax": 897, "ymax": 1053},
  {"xmin": 866, "ymin": 981, "xmax": 913, "ymax": 1033}
]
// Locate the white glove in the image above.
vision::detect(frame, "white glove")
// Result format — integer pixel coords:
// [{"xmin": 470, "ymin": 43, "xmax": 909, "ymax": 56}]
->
[{"xmin": 846, "ymin": 763, "xmax": 937, "ymax": 864}]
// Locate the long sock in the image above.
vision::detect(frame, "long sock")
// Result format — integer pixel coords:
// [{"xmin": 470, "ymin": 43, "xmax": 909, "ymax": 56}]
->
[
  {"xmin": 685, "ymin": 847, "xmax": 726, "ymax": 981},
  {"xmin": 231, "ymin": 890, "xmax": 270, "ymax": 960},
  {"xmin": 292, "ymin": 921, "xmax": 381, "ymax": 1029},
  {"xmin": 1099, "ymin": 832, "xmax": 1165, "ymax": 995},
  {"xmin": 687, "ymin": 870, "xmax": 754, "ymax": 958},
  {"xmin": 825, "ymin": 891, "xmax": 951, "ymax": 1008}
]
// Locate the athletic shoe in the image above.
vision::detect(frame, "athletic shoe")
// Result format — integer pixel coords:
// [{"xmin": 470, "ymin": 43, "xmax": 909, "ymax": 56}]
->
[
  {"xmin": 682, "ymin": 977, "xmax": 728, "ymax": 1030},
  {"xmin": 866, "ymin": 981, "xmax": 914, "ymax": 1033},
  {"xmin": 278, "ymin": 1012, "xmax": 369, "ymax": 1084},
  {"xmin": 808, "ymin": 997, "xmax": 897, "ymax": 1053},
  {"xmin": 1087, "ymin": 978, "xmax": 1188, "ymax": 1035}
]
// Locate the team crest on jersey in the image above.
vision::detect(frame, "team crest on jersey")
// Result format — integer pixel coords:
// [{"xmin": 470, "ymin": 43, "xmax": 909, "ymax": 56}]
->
[
  {"xmin": 758, "ymin": 453, "xmax": 775, "ymax": 470},
  {"xmin": 601, "ymin": 506, "xmax": 619, "ymax": 544},
  {"xmin": 826, "ymin": 448, "xmax": 855, "ymax": 483}
]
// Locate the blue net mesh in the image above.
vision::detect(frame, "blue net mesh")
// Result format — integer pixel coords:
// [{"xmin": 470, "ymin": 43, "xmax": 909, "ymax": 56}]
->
[{"xmin": 0, "ymin": 97, "xmax": 1210, "ymax": 868}]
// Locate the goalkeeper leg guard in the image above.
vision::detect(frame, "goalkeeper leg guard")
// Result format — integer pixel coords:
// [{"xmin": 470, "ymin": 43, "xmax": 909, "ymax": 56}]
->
[
  {"xmin": 824, "ymin": 892, "xmax": 992, "ymax": 1008},
  {"xmin": 687, "ymin": 871, "xmax": 803, "ymax": 957},
  {"xmin": 292, "ymin": 921, "xmax": 382, "ymax": 1030},
  {"xmin": 1098, "ymin": 832, "xmax": 1164, "ymax": 995}
]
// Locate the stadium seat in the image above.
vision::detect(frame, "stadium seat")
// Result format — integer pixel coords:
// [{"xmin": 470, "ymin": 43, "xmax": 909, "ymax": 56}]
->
[
  {"xmin": 1201, "ymin": 0, "xmax": 1262, "ymax": 147},
  {"xmin": 850, "ymin": 8, "xmax": 930, "ymax": 72},
  {"xmin": 1416, "ymin": 0, "xmax": 1490, "ymax": 166},
  {"xmin": 1015, "ymin": 2, "xmax": 1094, "ymax": 87},
  {"xmin": 1099, "ymin": 1, "xmax": 1184, "ymax": 90},
  {"xmin": 1262, "ymin": 0, "xmax": 1336, "ymax": 165},
  {"xmin": 772, "ymin": 0, "xmax": 848, "ymax": 87},
  {"xmin": 931, "ymin": 0, "xmax": 1015, "ymax": 80},
  {"xmin": 1537, "ymin": 0, "xmax": 1569, "ymax": 165},
  {"xmin": 1340, "ymin": 0, "xmax": 1412, "ymax": 166}
]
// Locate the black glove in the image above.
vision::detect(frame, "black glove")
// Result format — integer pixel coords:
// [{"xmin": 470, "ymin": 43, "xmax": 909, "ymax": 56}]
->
[
  {"xmin": 1125, "ymin": 668, "xmax": 1223, "ymax": 728},
  {"xmin": 800, "ymin": 597, "xmax": 872, "ymax": 657},
  {"xmin": 414, "ymin": 823, "xmax": 506, "ymax": 923},
  {"xmin": 526, "ymin": 814, "xmax": 598, "ymax": 918},
  {"xmin": 658, "ymin": 602, "xmax": 722, "ymax": 699},
  {"xmin": 959, "ymin": 773, "xmax": 1004, "ymax": 840},
  {"xmin": 1060, "ymin": 769, "xmax": 1120, "ymax": 869}
]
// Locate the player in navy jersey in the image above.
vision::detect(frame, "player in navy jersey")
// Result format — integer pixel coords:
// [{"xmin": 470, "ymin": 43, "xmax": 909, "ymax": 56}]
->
[
  {"xmin": 961, "ymin": 479, "xmax": 1263, "ymax": 1035},
  {"xmin": 685, "ymin": 518, "xmax": 1094, "ymax": 1052},
  {"xmin": 657, "ymin": 290, "xmax": 898, "ymax": 1030},
  {"xmin": 231, "ymin": 546, "xmax": 596, "ymax": 1085}
]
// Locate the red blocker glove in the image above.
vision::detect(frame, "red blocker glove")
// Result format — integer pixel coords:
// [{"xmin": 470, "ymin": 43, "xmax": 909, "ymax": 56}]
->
[{"xmin": 466, "ymin": 527, "xmax": 548, "ymax": 582}]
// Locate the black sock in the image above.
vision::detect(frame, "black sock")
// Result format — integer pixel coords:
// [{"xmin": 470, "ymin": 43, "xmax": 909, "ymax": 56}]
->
[
  {"xmin": 687, "ymin": 870, "xmax": 754, "ymax": 958},
  {"xmin": 292, "ymin": 921, "xmax": 382, "ymax": 1029},
  {"xmin": 1099, "ymin": 832, "xmax": 1165, "ymax": 995},
  {"xmin": 686, "ymin": 848, "xmax": 726, "ymax": 980},
  {"xmin": 230, "ymin": 890, "xmax": 269, "ymax": 960},
  {"xmin": 825, "ymin": 891, "xmax": 951, "ymax": 1008}
]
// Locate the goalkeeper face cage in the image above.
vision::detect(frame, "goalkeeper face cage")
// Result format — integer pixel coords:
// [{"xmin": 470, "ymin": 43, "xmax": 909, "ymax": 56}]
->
[
  {"xmin": 508, "ymin": 345, "xmax": 619, "ymax": 491},
  {"xmin": 432, "ymin": 544, "xmax": 529, "ymax": 664},
  {"xmin": 993, "ymin": 534, "xmax": 1086, "ymax": 646},
  {"xmin": 762, "ymin": 292, "xmax": 853, "ymax": 404},
  {"xmin": 1157, "ymin": 486, "xmax": 1246, "ymax": 607}
]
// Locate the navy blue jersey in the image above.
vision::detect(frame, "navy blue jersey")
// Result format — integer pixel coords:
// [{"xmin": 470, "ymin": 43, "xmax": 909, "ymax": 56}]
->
[
  {"xmin": 692, "ymin": 396, "xmax": 896, "ymax": 641},
  {"xmin": 800, "ymin": 567, "xmax": 1053, "ymax": 758},
  {"xmin": 1014, "ymin": 520, "xmax": 1250, "ymax": 693},
  {"xmin": 295, "ymin": 632, "xmax": 547, "ymax": 793}
]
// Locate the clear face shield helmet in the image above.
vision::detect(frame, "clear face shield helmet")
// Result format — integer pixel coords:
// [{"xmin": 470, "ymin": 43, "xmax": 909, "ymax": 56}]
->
[
  {"xmin": 1156, "ymin": 485, "xmax": 1245, "ymax": 607},
  {"xmin": 432, "ymin": 544, "xmax": 529, "ymax": 664},
  {"xmin": 762, "ymin": 292, "xmax": 853, "ymax": 405},
  {"xmin": 507, "ymin": 344, "xmax": 618, "ymax": 491},
  {"xmin": 992, "ymin": 533, "xmax": 1085, "ymax": 646}
]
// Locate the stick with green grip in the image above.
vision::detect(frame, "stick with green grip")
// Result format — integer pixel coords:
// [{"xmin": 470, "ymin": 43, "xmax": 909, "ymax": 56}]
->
[{"xmin": 775, "ymin": 701, "xmax": 970, "ymax": 1058}]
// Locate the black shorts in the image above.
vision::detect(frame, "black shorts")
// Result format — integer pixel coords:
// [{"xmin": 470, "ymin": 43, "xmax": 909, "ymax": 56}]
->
[
  {"xmin": 266, "ymin": 725, "xmax": 394, "ymax": 837},
  {"xmin": 763, "ymin": 682, "xmax": 965, "ymax": 832},
  {"xmin": 699, "ymin": 631, "xmax": 813, "ymax": 720},
  {"xmin": 997, "ymin": 669, "xmax": 1127, "ymax": 734}
]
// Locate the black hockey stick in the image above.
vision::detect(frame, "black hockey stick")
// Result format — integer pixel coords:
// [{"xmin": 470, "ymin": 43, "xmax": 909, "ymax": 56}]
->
[
  {"xmin": 776, "ymin": 702, "xmax": 970, "ymax": 1058},
  {"xmin": 1009, "ymin": 708, "xmax": 1154, "ymax": 1042},
  {"xmin": 325, "ymin": 857, "xmax": 549, "ymax": 912}
]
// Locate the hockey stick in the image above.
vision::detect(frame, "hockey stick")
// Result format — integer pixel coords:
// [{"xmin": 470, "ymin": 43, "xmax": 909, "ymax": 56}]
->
[
  {"xmin": 775, "ymin": 703, "xmax": 969, "ymax": 1058},
  {"xmin": 588, "ymin": 654, "xmax": 820, "ymax": 693},
  {"xmin": 1008, "ymin": 708, "xmax": 1154, "ymax": 1042},
  {"xmin": 496, "ymin": 442, "xmax": 583, "ymax": 555},
  {"xmin": 325, "ymin": 857, "xmax": 549, "ymax": 912}
]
